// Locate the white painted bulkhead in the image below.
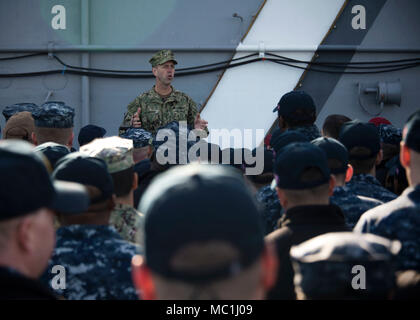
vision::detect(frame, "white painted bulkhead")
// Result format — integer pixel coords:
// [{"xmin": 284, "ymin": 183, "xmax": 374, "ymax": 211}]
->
[{"xmin": 202, "ymin": 0, "xmax": 345, "ymax": 149}]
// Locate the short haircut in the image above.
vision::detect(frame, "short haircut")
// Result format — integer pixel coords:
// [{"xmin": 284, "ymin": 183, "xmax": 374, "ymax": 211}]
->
[
  {"xmin": 281, "ymin": 167, "xmax": 330, "ymax": 202},
  {"xmin": 34, "ymin": 127, "xmax": 73, "ymax": 145},
  {"xmin": 110, "ymin": 167, "xmax": 134, "ymax": 198},
  {"xmin": 248, "ymin": 172, "xmax": 273, "ymax": 185},
  {"xmin": 58, "ymin": 185, "xmax": 111, "ymax": 225},
  {"xmin": 348, "ymin": 147, "xmax": 377, "ymax": 175},
  {"xmin": 85, "ymin": 185, "xmax": 112, "ymax": 212},
  {"xmin": 150, "ymin": 242, "xmax": 263, "ymax": 300},
  {"xmin": 322, "ymin": 114, "xmax": 351, "ymax": 139},
  {"xmin": 327, "ymin": 158, "xmax": 346, "ymax": 185},
  {"xmin": 281, "ymin": 108, "xmax": 316, "ymax": 128},
  {"xmin": 0, "ymin": 218, "xmax": 19, "ymax": 252},
  {"xmin": 133, "ymin": 146, "xmax": 151, "ymax": 163},
  {"xmin": 111, "ymin": 167, "xmax": 134, "ymax": 197}
]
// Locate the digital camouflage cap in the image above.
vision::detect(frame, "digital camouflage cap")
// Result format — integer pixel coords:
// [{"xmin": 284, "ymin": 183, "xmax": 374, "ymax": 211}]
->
[
  {"xmin": 80, "ymin": 136, "xmax": 134, "ymax": 174},
  {"xmin": 149, "ymin": 50, "xmax": 178, "ymax": 67},
  {"xmin": 291, "ymin": 232, "xmax": 401, "ymax": 299},
  {"xmin": 32, "ymin": 101, "xmax": 75, "ymax": 128},
  {"xmin": 377, "ymin": 124, "xmax": 402, "ymax": 146},
  {"xmin": 2, "ymin": 102, "xmax": 39, "ymax": 122},
  {"xmin": 120, "ymin": 128, "xmax": 153, "ymax": 148}
]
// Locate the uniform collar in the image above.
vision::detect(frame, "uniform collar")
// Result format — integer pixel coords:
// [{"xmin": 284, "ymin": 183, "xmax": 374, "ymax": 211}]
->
[
  {"xmin": 279, "ymin": 204, "xmax": 346, "ymax": 227},
  {"xmin": 333, "ymin": 185, "xmax": 347, "ymax": 194},
  {"xmin": 151, "ymin": 85, "xmax": 177, "ymax": 101},
  {"xmin": 114, "ymin": 203, "xmax": 135, "ymax": 211},
  {"xmin": 57, "ymin": 224, "xmax": 120, "ymax": 240},
  {"xmin": 350, "ymin": 173, "xmax": 382, "ymax": 186},
  {"xmin": 0, "ymin": 265, "xmax": 58, "ymax": 300}
]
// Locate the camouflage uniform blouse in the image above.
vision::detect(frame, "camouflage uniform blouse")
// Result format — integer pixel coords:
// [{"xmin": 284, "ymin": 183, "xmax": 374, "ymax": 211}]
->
[
  {"xmin": 109, "ymin": 203, "xmax": 145, "ymax": 246},
  {"xmin": 120, "ymin": 86, "xmax": 198, "ymax": 135},
  {"xmin": 330, "ymin": 185, "xmax": 383, "ymax": 229},
  {"xmin": 286, "ymin": 124, "xmax": 321, "ymax": 142},
  {"xmin": 255, "ymin": 185, "xmax": 283, "ymax": 235},
  {"xmin": 40, "ymin": 225, "xmax": 141, "ymax": 300},
  {"xmin": 354, "ymin": 185, "xmax": 420, "ymax": 270},
  {"xmin": 346, "ymin": 174, "xmax": 397, "ymax": 203}
]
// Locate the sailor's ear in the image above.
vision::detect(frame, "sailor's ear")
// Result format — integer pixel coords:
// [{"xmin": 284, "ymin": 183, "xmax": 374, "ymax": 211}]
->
[{"xmin": 345, "ymin": 164, "xmax": 354, "ymax": 183}]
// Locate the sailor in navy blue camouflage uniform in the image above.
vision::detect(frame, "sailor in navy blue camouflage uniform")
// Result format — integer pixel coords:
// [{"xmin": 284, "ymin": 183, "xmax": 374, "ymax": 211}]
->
[
  {"xmin": 338, "ymin": 120, "xmax": 397, "ymax": 203},
  {"xmin": 375, "ymin": 123, "xmax": 407, "ymax": 195},
  {"xmin": 266, "ymin": 142, "xmax": 348, "ymax": 300},
  {"xmin": 131, "ymin": 163, "xmax": 277, "ymax": 300},
  {"xmin": 355, "ymin": 111, "xmax": 420, "ymax": 271},
  {"xmin": 0, "ymin": 140, "xmax": 89, "ymax": 300},
  {"xmin": 252, "ymin": 146, "xmax": 277, "ymax": 234},
  {"xmin": 31, "ymin": 101, "xmax": 76, "ymax": 149},
  {"xmin": 330, "ymin": 186, "xmax": 382, "ymax": 229},
  {"xmin": 151, "ymin": 121, "xmax": 197, "ymax": 165},
  {"xmin": 288, "ymin": 123, "xmax": 320, "ymax": 141},
  {"xmin": 131, "ymin": 121, "xmax": 198, "ymax": 208},
  {"xmin": 120, "ymin": 127, "xmax": 154, "ymax": 208},
  {"xmin": 378, "ymin": 123, "xmax": 402, "ymax": 146},
  {"xmin": 272, "ymin": 90, "xmax": 321, "ymax": 141},
  {"xmin": 255, "ymin": 130, "xmax": 308, "ymax": 234},
  {"xmin": 121, "ymin": 128, "xmax": 153, "ymax": 151},
  {"xmin": 40, "ymin": 153, "xmax": 141, "ymax": 300},
  {"xmin": 290, "ymin": 232, "xmax": 401, "ymax": 299},
  {"xmin": 311, "ymin": 137, "xmax": 383, "ymax": 228}
]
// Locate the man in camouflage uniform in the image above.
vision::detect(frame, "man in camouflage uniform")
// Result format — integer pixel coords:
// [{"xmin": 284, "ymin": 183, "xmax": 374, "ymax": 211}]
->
[
  {"xmin": 377, "ymin": 123, "xmax": 402, "ymax": 147},
  {"xmin": 255, "ymin": 177, "xmax": 282, "ymax": 235},
  {"xmin": 266, "ymin": 142, "xmax": 349, "ymax": 300},
  {"xmin": 119, "ymin": 49, "xmax": 208, "ymax": 135},
  {"xmin": 374, "ymin": 123, "xmax": 406, "ymax": 194},
  {"xmin": 41, "ymin": 152, "xmax": 140, "ymax": 300},
  {"xmin": 355, "ymin": 111, "xmax": 420, "ymax": 271},
  {"xmin": 120, "ymin": 128, "xmax": 154, "ymax": 208},
  {"xmin": 290, "ymin": 232, "xmax": 400, "ymax": 299},
  {"xmin": 247, "ymin": 146, "xmax": 276, "ymax": 234},
  {"xmin": 131, "ymin": 163, "xmax": 277, "ymax": 300},
  {"xmin": 0, "ymin": 140, "xmax": 88, "ymax": 299},
  {"xmin": 255, "ymin": 130, "xmax": 307, "ymax": 234},
  {"xmin": 121, "ymin": 127, "xmax": 153, "ymax": 164},
  {"xmin": 272, "ymin": 90, "xmax": 321, "ymax": 141},
  {"xmin": 311, "ymin": 137, "xmax": 383, "ymax": 229},
  {"xmin": 338, "ymin": 120, "xmax": 397, "ymax": 203},
  {"xmin": 80, "ymin": 136, "xmax": 145, "ymax": 246}
]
